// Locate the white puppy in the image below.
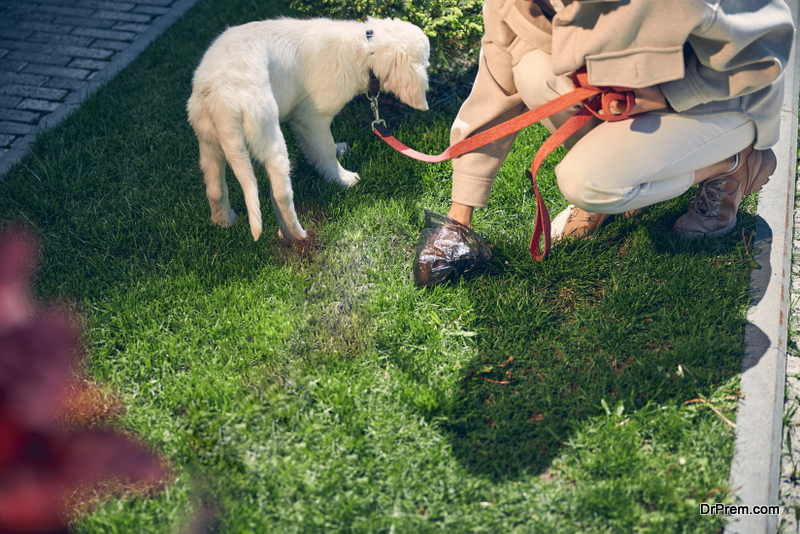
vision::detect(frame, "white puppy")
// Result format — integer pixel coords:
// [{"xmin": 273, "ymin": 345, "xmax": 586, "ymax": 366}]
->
[{"xmin": 187, "ymin": 17, "xmax": 430, "ymax": 243}]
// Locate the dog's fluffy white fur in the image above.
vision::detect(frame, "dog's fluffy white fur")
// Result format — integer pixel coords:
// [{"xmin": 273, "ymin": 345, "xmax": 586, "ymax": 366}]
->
[{"xmin": 187, "ymin": 17, "xmax": 430, "ymax": 243}]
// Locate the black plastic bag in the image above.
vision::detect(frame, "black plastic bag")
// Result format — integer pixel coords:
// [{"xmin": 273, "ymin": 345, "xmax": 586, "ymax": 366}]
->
[{"xmin": 413, "ymin": 209, "xmax": 492, "ymax": 287}]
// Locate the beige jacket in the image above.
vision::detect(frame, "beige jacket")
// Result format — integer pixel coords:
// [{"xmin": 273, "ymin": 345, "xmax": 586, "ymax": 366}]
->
[{"xmin": 450, "ymin": 0, "xmax": 794, "ymax": 207}]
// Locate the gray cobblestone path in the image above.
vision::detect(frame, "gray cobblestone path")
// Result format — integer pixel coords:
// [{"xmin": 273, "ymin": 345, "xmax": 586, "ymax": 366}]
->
[{"xmin": 0, "ymin": 0, "xmax": 201, "ymax": 174}]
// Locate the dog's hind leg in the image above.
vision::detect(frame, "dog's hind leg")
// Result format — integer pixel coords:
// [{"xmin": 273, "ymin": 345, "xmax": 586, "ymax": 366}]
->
[
  {"xmin": 289, "ymin": 113, "xmax": 360, "ymax": 187},
  {"xmin": 199, "ymin": 138, "xmax": 238, "ymax": 228},
  {"xmin": 248, "ymin": 120, "xmax": 307, "ymax": 244}
]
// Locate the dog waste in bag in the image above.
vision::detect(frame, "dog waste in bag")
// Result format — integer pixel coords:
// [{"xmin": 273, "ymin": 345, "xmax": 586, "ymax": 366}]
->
[{"xmin": 413, "ymin": 209, "xmax": 492, "ymax": 287}]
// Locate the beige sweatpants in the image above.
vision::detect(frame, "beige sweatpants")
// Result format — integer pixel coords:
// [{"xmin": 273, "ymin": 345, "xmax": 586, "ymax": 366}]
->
[{"xmin": 451, "ymin": 49, "xmax": 756, "ymax": 214}]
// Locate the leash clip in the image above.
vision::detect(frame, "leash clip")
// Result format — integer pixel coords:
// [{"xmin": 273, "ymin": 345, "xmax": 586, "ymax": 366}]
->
[
  {"xmin": 371, "ymin": 118, "xmax": 386, "ymax": 131},
  {"xmin": 369, "ymin": 94, "xmax": 380, "ymax": 118},
  {"xmin": 368, "ymin": 93, "xmax": 385, "ymax": 132},
  {"xmin": 366, "ymin": 68, "xmax": 384, "ymax": 130}
]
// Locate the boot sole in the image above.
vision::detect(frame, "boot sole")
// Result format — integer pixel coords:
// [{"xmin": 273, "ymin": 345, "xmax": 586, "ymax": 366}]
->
[{"xmin": 674, "ymin": 218, "xmax": 737, "ymax": 240}]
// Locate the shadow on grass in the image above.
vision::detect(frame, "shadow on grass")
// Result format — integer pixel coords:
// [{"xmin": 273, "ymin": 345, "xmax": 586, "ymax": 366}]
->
[{"xmin": 392, "ymin": 205, "xmax": 755, "ymax": 483}]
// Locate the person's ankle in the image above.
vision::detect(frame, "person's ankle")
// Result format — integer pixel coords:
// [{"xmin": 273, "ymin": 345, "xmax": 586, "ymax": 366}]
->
[
  {"xmin": 692, "ymin": 153, "xmax": 740, "ymax": 185},
  {"xmin": 447, "ymin": 203, "xmax": 474, "ymax": 227}
]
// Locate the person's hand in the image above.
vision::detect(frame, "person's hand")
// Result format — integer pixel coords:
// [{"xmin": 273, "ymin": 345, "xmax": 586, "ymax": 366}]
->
[{"xmin": 610, "ymin": 85, "xmax": 668, "ymax": 115}]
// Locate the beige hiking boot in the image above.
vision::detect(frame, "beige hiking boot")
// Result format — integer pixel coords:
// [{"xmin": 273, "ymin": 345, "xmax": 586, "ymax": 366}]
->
[
  {"xmin": 551, "ymin": 205, "xmax": 645, "ymax": 240},
  {"xmin": 673, "ymin": 146, "xmax": 776, "ymax": 240}
]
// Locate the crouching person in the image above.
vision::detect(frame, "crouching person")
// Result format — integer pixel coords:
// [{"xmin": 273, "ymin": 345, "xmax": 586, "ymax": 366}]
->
[{"xmin": 415, "ymin": 0, "xmax": 793, "ymax": 286}]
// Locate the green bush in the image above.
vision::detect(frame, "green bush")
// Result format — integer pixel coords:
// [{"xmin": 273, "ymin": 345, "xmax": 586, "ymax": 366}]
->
[{"xmin": 289, "ymin": 0, "xmax": 484, "ymax": 74}]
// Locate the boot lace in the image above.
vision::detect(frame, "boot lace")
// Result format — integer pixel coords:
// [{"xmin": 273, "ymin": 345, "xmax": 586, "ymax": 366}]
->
[{"xmin": 689, "ymin": 178, "xmax": 740, "ymax": 217}]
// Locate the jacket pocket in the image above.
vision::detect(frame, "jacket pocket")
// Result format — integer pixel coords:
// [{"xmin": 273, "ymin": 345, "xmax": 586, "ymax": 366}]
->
[{"xmin": 586, "ymin": 46, "xmax": 684, "ymax": 88}]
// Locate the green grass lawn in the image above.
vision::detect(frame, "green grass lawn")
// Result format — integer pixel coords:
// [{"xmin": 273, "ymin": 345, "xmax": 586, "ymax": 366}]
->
[{"xmin": 0, "ymin": 0, "xmax": 761, "ymax": 531}]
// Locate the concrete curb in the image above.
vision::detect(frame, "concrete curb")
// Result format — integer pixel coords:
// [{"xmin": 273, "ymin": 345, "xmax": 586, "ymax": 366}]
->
[
  {"xmin": 0, "ymin": 0, "xmax": 203, "ymax": 177},
  {"xmin": 725, "ymin": 1, "xmax": 800, "ymax": 532}
]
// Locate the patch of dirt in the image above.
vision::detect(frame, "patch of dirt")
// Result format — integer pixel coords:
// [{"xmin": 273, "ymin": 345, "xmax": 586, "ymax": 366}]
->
[{"xmin": 272, "ymin": 204, "xmax": 330, "ymax": 265}]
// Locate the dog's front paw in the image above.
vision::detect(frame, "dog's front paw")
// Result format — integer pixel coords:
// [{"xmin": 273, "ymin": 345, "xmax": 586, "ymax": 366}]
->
[{"xmin": 337, "ymin": 170, "xmax": 360, "ymax": 187}]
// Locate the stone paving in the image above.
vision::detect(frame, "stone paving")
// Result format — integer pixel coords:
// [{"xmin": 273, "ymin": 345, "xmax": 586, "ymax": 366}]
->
[
  {"xmin": 781, "ymin": 182, "xmax": 800, "ymax": 532},
  {"xmin": 0, "ymin": 0, "xmax": 197, "ymax": 174}
]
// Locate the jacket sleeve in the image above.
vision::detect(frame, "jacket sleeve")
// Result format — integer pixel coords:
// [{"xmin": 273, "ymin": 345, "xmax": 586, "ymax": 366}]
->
[
  {"xmin": 660, "ymin": 0, "xmax": 794, "ymax": 112},
  {"xmin": 449, "ymin": 14, "xmax": 528, "ymax": 208}
]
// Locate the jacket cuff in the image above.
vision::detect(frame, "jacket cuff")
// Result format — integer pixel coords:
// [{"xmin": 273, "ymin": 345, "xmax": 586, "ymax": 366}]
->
[{"xmin": 451, "ymin": 172, "xmax": 494, "ymax": 208}]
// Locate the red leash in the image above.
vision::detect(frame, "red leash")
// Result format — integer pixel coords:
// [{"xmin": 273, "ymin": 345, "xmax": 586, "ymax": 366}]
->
[{"xmin": 372, "ymin": 68, "xmax": 635, "ymax": 261}]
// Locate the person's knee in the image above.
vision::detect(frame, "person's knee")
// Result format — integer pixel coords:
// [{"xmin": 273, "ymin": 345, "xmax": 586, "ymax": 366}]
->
[
  {"xmin": 555, "ymin": 156, "xmax": 591, "ymax": 208},
  {"xmin": 555, "ymin": 157, "xmax": 623, "ymax": 213}
]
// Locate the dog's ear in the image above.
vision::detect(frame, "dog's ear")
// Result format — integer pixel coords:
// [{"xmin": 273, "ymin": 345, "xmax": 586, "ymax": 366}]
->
[
  {"xmin": 369, "ymin": 19, "xmax": 430, "ymax": 111},
  {"xmin": 389, "ymin": 54, "xmax": 429, "ymax": 111}
]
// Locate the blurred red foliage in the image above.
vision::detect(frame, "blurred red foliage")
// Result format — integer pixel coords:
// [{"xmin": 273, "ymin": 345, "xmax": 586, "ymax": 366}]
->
[{"xmin": 0, "ymin": 227, "xmax": 167, "ymax": 532}]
